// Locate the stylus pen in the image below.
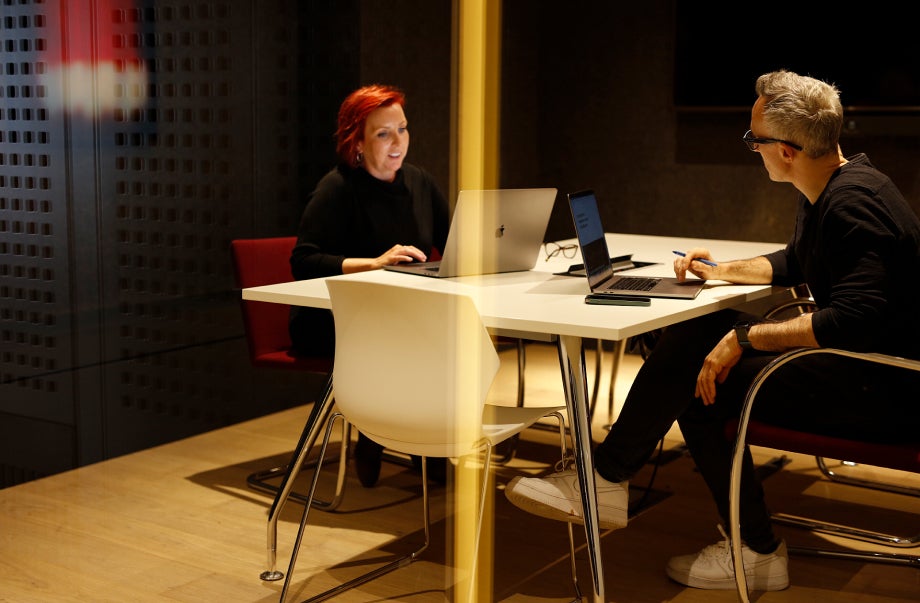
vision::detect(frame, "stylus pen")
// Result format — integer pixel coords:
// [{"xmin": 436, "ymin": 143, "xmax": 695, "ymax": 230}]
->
[{"xmin": 672, "ymin": 250, "xmax": 718, "ymax": 267}]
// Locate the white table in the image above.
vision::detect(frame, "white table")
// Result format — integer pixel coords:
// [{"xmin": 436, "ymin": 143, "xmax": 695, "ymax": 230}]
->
[{"xmin": 243, "ymin": 233, "xmax": 783, "ymax": 602}]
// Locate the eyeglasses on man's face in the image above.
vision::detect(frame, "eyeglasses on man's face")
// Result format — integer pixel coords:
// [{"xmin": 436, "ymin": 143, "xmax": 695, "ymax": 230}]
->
[
  {"xmin": 544, "ymin": 241, "xmax": 578, "ymax": 261},
  {"xmin": 742, "ymin": 129, "xmax": 803, "ymax": 152}
]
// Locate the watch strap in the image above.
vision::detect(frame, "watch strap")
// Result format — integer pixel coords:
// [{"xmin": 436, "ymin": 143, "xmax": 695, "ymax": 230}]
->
[{"xmin": 734, "ymin": 321, "xmax": 754, "ymax": 351}]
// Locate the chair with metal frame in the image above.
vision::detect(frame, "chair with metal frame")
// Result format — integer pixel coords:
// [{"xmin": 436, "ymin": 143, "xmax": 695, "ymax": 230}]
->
[
  {"xmin": 231, "ymin": 237, "xmax": 345, "ymax": 505},
  {"xmin": 279, "ymin": 279, "xmax": 578, "ymax": 603},
  {"xmin": 233, "ymin": 238, "xmax": 536, "ymax": 583},
  {"xmin": 231, "ymin": 236, "xmax": 348, "ymax": 582},
  {"xmin": 727, "ymin": 349, "xmax": 920, "ymax": 602}
]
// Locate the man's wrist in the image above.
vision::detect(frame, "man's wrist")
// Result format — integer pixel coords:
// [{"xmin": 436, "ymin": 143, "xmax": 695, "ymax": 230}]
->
[{"xmin": 734, "ymin": 321, "xmax": 755, "ymax": 351}]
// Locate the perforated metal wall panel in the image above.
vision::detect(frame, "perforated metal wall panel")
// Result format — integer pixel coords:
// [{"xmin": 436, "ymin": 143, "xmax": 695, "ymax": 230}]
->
[
  {"xmin": 96, "ymin": 1, "xmax": 256, "ymax": 453},
  {"xmin": 0, "ymin": 0, "xmax": 77, "ymax": 484},
  {"xmin": 0, "ymin": 0, "xmax": 448, "ymax": 488},
  {"xmin": 0, "ymin": 0, "xmax": 363, "ymax": 486}
]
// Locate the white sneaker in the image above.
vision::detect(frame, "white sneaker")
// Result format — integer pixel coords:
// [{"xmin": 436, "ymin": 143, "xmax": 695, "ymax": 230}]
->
[
  {"xmin": 665, "ymin": 525, "xmax": 789, "ymax": 591},
  {"xmin": 504, "ymin": 469, "xmax": 628, "ymax": 530}
]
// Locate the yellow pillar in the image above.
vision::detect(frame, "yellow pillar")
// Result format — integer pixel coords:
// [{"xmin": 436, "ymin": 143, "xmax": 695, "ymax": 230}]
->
[
  {"xmin": 451, "ymin": 3, "xmax": 501, "ymax": 601},
  {"xmin": 456, "ymin": 0, "xmax": 501, "ymax": 191}
]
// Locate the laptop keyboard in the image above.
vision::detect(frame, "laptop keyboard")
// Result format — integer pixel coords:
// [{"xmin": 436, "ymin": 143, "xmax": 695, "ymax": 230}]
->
[{"xmin": 611, "ymin": 276, "xmax": 659, "ymax": 291}]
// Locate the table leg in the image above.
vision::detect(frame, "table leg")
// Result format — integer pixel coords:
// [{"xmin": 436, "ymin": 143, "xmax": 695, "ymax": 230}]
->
[{"xmin": 557, "ymin": 334, "xmax": 605, "ymax": 602}]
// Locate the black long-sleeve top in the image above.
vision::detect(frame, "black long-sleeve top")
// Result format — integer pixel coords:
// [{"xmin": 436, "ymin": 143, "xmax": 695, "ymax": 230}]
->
[
  {"xmin": 288, "ymin": 162, "xmax": 449, "ymax": 356},
  {"xmin": 764, "ymin": 153, "xmax": 920, "ymax": 359},
  {"xmin": 290, "ymin": 162, "xmax": 450, "ymax": 280}
]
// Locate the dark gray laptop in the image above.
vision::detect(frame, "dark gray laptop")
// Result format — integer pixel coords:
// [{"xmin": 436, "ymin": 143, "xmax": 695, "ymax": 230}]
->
[
  {"xmin": 385, "ymin": 188, "xmax": 557, "ymax": 278},
  {"xmin": 567, "ymin": 189, "xmax": 706, "ymax": 299}
]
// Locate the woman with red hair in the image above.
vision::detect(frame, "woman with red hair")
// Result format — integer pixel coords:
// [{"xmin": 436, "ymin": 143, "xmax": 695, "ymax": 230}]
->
[{"xmin": 289, "ymin": 84, "xmax": 450, "ymax": 486}]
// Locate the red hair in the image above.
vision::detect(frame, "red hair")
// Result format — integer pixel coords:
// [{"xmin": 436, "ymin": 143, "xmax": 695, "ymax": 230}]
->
[{"xmin": 335, "ymin": 84, "xmax": 406, "ymax": 168}]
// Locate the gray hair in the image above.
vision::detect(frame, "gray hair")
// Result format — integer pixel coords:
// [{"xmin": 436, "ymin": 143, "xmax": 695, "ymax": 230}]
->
[{"xmin": 755, "ymin": 70, "xmax": 843, "ymax": 158}]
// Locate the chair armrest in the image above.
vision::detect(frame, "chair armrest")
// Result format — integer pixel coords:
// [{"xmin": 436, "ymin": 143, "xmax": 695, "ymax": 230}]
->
[{"xmin": 763, "ymin": 298, "xmax": 817, "ymax": 320}]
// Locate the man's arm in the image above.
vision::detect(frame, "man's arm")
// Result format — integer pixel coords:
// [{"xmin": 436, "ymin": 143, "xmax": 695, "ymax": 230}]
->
[
  {"xmin": 675, "ymin": 250, "xmax": 773, "ymax": 284},
  {"xmin": 686, "ymin": 251, "xmax": 817, "ymax": 404},
  {"xmin": 696, "ymin": 313, "xmax": 819, "ymax": 405},
  {"xmin": 742, "ymin": 314, "xmax": 819, "ymax": 352}
]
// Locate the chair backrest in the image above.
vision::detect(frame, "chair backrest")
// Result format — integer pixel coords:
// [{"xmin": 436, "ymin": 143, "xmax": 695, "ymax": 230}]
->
[
  {"xmin": 327, "ymin": 278, "xmax": 501, "ymax": 458},
  {"xmin": 230, "ymin": 237, "xmax": 298, "ymax": 362}
]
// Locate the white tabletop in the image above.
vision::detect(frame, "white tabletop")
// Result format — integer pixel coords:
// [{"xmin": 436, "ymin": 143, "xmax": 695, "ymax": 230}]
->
[{"xmin": 242, "ymin": 233, "xmax": 785, "ymax": 342}]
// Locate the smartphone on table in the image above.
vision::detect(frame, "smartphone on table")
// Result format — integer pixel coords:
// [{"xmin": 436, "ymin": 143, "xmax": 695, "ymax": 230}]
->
[{"xmin": 584, "ymin": 293, "xmax": 651, "ymax": 307}]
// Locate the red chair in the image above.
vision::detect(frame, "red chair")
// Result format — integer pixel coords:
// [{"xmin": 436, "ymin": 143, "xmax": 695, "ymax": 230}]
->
[
  {"xmin": 231, "ymin": 237, "xmax": 346, "ymax": 581},
  {"xmin": 231, "ymin": 237, "xmax": 332, "ymax": 371},
  {"xmin": 727, "ymin": 347, "xmax": 920, "ymax": 602}
]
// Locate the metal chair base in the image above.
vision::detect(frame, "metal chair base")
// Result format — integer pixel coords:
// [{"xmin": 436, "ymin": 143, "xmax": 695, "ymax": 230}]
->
[
  {"xmin": 816, "ymin": 456, "xmax": 920, "ymax": 497},
  {"xmin": 770, "ymin": 455, "xmax": 920, "ymax": 566},
  {"xmin": 247, "ymin": 446, "xmax": 348, "ymax": 509},
  {"xmin": 279, "ymin": 412, "xmax": 431, "ymax": 602},
  {"xmin": 247, "ymin": 446, "xmax": 414, "ymax": 508},
  {"xmin": 279, "ymin": 410, "xmax": 577, "ymax": 603},
  {"xmin": 786, "ymin": 544, "xmax": 920, "ymax": 567}
]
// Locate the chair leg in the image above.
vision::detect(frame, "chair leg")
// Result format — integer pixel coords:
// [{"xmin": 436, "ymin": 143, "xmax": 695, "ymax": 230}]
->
[
  {"xmin": 260, "ymin": 380, "xmax": 343, "ymax": 581},
  {"xmin": 247, "ymin": 425, "xmax": 349, "ymax": 509},
  {"xmin": 514, "ymin": 409, "xmax": 582, "ymax": 600},
  {"xmin": 516, "ymin": 338, "xmax": 526, "ymax": 409},
  {"xmin": 815, "ymin": 456, "xmax": 920, "ymax": 497},
  {"xmin": 280, "ymin": 413, "xmax": 431, "ymax": 603},
  {"xmin": 468, "ymin": 446, "xmax": 491, "ymax": 603},
  {"xmin": 770, "ymin": 456, "xmax": 920, "ymax": 561},
  {"xmin": 492, "ymin": 338, "xmax": 527, "ymax": 464},
  {"xmin": 248, "ymin": 378, "xmax": 349, "ymax": 511},
  {"xmin": 565, "ymin": 523, "xmax": 583, "ymax": 601},
  {"xmin": 782, "ymin": 543, "xmax": 920, "ymax": 566},
  {"xmin": 279, "ymin": 413, "xmax": 350, "ymax": 602},
  {"xmin": 772, "ymin": 503, "xmax": 920, "ymax": 551}
]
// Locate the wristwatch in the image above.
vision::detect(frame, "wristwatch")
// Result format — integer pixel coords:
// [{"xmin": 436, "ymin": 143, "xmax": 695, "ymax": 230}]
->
[{"xmin": 734, "ymin": 321, "xmax": 755, "ymax": 351}]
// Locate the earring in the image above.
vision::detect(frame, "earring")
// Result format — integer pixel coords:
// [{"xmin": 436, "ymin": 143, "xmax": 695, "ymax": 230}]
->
[{"xmin": 356, "ymin": 151, "xmax": 364, "ymax": 164}]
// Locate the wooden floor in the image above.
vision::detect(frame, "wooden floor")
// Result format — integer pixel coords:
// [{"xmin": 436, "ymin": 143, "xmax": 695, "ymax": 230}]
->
[{"xmin": 2, "ymin": 342, "xmax": 918, "ymax": 602}]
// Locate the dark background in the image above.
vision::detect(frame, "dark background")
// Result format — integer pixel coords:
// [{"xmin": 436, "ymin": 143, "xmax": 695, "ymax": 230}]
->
[{"xmin": 1, "ymin": 0, "xmax": 917, "ymax": 487}]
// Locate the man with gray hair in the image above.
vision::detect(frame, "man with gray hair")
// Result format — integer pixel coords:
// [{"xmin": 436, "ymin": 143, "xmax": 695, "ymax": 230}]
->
[{"xmin": 505, "ymin": 69, "xmax": 920, "ymax": 591}]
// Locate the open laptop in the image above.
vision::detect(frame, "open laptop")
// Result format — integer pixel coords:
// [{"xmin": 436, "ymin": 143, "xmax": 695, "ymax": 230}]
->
[
  {"xmin": 385, "ymin": 188, "xmax": 557, "ymax": 278},
  {"xmin": 567, "ymin": 189, "xmax": 706, "ymax": 299}
]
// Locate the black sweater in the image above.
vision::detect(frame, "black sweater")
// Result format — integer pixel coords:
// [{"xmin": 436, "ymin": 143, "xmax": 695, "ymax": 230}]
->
[
  {"xmin": 765, "ymin": 153, "xmax": 920, "ymax": 358},
  {"xmin": 288, "ymin": 162, "xmax": 449, "ymax": 355},
  {"xmin": 291, "ymin": 163, "xmax": 449, "ymax": 280}
]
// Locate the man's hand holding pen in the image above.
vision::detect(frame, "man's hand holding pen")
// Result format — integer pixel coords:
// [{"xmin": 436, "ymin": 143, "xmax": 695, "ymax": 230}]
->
[{"xmin": 673, "ymin": 249, "xmax": 718, "ymax": 281}]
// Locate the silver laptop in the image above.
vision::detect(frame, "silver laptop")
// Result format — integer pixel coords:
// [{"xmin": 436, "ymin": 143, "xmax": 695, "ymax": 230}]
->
[
  {"xmin": 567, "ymin": 189, "xmax": 706, "ymax": 299},
  {"xmin": 385, "ymin": 188, "xmax": 557, "ymax": 278}
]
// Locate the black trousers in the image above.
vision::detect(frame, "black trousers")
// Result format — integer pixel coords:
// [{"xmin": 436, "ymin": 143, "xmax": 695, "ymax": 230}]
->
[
  {"xmin": 593, "ymin": 309, "xmax": 919, "ymax": 552},
  {"xmin": 289, "ymin": 306, "xmax": 335, "ymax": 358}
]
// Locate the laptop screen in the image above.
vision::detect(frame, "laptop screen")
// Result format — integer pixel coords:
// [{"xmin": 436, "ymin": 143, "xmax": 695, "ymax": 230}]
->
[{"xmin": 568, "ymin": 190, "xmax": 614, "ymax": 290}]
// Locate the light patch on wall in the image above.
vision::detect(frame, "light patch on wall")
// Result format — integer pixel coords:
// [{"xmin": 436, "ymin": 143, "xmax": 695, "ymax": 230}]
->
[
  {"xmin": 41, "ymin": 61, "xmax": 148, "ymax": 118},
  {"xmin": 39, "ymin": 0, "xmax": 149, "ymax": 118}
]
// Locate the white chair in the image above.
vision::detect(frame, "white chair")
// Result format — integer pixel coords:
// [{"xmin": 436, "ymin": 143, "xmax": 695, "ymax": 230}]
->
[{"xmin": 279, "ymin": 278, "xmax": 576, "ymax": 603}]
